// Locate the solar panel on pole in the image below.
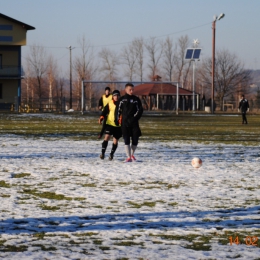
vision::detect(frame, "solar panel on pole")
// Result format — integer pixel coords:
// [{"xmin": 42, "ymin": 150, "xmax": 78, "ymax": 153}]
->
[
  {"xmin": 185, "ymin": 49, "xmax": 194, "ymax": 60},
  {"xmin": 193, "ymin": 49, "xmax": 201, "ymax": 59},
  {"xmin": 184, "ymin": 48, "xmax": 202, "ymax": 112},
  {"xmin": 184, "ymin": 48, "xmax": 201, "ymax": 60}
]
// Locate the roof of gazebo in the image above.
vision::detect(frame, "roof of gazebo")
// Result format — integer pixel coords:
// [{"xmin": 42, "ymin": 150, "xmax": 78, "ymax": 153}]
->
[{"xmin": 133, "ymin": 83, "xmax": 194, "ymax": 96}]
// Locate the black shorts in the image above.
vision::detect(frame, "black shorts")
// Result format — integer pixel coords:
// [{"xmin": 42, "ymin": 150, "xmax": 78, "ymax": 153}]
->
[
  {"xmin": 104, "ymin": 125, "xmax": 122, "ymax": 139},
  {"xmin": 121, "ymin": 125, "xmax": 142, "ymax": 138}
]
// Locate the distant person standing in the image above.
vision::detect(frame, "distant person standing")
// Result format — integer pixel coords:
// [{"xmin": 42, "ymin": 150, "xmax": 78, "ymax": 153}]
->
[
  {"xmin": 239, "ymin": 94, "xmax": 249, "ymax": 124},
  {"xmin": 98, "ymin": 86, "xmax": 112, "ymax": 138},
  {"xmin": 116, "ymin": 83, "xmax": 143, "ymax": 162}
]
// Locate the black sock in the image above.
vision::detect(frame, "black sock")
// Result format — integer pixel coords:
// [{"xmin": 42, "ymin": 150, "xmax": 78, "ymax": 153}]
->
[
  {"xmin": 102, "ymin": 140, "xmax": 108, "ymax": 154},
  {"xmin": 110, "ymin": 143, "xmax": 118, "ymax": 155}
]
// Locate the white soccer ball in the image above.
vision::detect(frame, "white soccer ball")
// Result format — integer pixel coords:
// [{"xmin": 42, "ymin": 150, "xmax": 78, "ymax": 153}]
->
[{"xmin": 191, "ymin": 157, "xmax": 202, "ymax": 168}]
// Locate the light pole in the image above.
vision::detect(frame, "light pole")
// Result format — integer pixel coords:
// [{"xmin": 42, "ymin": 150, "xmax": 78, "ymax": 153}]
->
[
  {"xmin": 184, "ymin": 41, "xmax": 201, "ymax": 112},
  {"xmin": 192, "ymin": 39, "xmax": 200, "ymax": 112},
  {"xmin": 211, "ymin": 13, "xmax": 225, "ymax": 114}
]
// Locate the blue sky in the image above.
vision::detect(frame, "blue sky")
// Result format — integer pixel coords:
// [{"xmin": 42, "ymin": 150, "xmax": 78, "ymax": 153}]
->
[{"xmin": 1, "ymin": 0, "xmax": 259, "ymax": 75}]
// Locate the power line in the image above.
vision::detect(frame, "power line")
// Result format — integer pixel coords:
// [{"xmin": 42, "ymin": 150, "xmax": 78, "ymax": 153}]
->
[
  {"xmin": 92, "ymin": 22, "xmax": 211, "ymax": 47},
  {"xmin": 23, "ymin": 22, "xmax": 211, "ymax": 50}
]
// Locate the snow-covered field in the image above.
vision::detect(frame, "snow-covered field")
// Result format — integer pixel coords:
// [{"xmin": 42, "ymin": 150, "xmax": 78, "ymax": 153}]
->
[{"xmin": 0, "ymin": 134, "xmax": 260, "ymax": 259}]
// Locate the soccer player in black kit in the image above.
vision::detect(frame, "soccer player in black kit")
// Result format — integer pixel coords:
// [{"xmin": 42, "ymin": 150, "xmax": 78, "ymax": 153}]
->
[{"xmin": 115, "ymin": 83, "xmax": 143, "ymax": 162}]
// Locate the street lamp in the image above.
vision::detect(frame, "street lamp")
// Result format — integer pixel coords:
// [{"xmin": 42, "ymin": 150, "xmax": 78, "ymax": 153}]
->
[{"xmin": 211, "ymin": 13, "xmax": 225, "ymax": 114}]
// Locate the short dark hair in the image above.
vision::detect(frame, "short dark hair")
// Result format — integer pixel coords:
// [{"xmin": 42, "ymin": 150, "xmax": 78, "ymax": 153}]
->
[
  {"xmin": 105, "ymin": 86, "xmax": 110, "ymax": 91},
  {"xmin": 125, "ymin": 83, "xmax": 134, "ymax": 88}
]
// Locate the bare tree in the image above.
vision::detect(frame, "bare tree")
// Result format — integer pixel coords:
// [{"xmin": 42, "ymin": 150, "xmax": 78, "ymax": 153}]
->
[
  {"xmin": 22, "ymin": 58, "xmax": 32, "ymax": 104},
  {"xmin": 145, "ymin": 37, "xmax": 163, "ymax": 80},
  {"xmin": 47, "ymin": 55, "xmax": 57, "ymax": 109},
  {"xmin": 74, "ymin": 36, "xmax": 97, "ymax": 109},
  {"xmin": 99, "ymin": 47, "xmax": 119, "ymax": 82},
  {"xmin": 58, "ymin": 76, "xmax": 65, "ymax": 100},
  {"xmin": 121, "ymin": 41, "xmax": 138, "ymax": 81},
  {"xmin": 74, "ymin": 36, "xmax": 96, "ymax": 80},
  {"xmin": 26, "ymin": 44, "xmax": 48, "ymax": 108},
  {"xmin": 173, "ymin": 35, "xmax": 192, "ymax": 87},
  {"xmin": 132, "ymin": 37, "xmax": 145, "ymax": 82},
  {"xmin": 162, "ymin": 36, "xmax": 175, "ymax": 81},
  {"xmin": 199, "ymin": 49, "xmax": 252, "ymax": 110},
  {"xmin": 49, "ymin": 66, "xmax": 66, "ymax": 112}
]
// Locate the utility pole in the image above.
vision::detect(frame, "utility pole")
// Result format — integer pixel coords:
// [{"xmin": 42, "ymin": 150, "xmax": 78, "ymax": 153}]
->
[
  {"xmin": 211, "ymin": 20, "xmax": 216, "ymax": 114},
  {"xmin": 211, "ymin": 13, "xmax": 225, "ymax": 114},
  {"xmin": 68, "ymin": 46, "xmax": 74, "ymax": 109}
]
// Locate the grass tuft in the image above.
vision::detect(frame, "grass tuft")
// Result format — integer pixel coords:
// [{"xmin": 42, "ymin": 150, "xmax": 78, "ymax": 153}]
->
[
  {"xmin": 21, "ymin": 189, "xmax": 73, "ymax": 200},
  {"xmin": 0, "ymin": 181, "xmax": 11, "ymax": 188},
  {"xmin": 12, "ymin": 173, "xmax": 31, "ymax": 178},
  {"xmin": 127, "ymin": 201, "xmax": 156, "ymax": 208}
]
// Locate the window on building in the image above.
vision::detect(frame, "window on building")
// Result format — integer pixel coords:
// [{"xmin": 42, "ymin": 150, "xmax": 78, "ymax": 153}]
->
[
  {"xmin": 0, "ymin": 54, "xmax": 2, "ymax": 69},
  {"xmin": 0, "ymin": 25, "xmax": 13, "ymax": 30}
]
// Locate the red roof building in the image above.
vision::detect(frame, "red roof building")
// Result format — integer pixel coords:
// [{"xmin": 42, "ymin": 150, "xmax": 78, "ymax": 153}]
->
[{"xmin": 132, "ymin": 82, "xmax": 197, "ymax": 111}]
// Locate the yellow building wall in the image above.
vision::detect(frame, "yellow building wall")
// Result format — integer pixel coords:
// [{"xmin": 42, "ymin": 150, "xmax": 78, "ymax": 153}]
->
[
  {"xmin": 0, "ymin": 17, "xmax": 27, "ymax": 46},
  {"xmin": 0, "ymin": 80, "xmax": 17, "ymax": 103}
]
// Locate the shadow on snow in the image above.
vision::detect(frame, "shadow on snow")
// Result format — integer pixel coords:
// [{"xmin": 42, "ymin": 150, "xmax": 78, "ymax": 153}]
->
[{"xmin": 1, "ymin": 206, "xmax": 260, "ymax": 235}]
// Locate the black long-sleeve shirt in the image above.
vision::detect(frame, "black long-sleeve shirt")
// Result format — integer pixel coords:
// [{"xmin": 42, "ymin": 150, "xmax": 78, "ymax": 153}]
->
[
  {"xmin": 116, "ymin": 94, "xmax": 143, "ymax": 127},
  {"xmin": 239, "ymin": 98, "xmax": 249, "ymax": 112}
]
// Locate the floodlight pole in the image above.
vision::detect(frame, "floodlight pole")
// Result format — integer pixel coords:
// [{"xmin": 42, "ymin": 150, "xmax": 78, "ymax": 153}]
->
[
  {"xmin": 211, "ymin": 20, "xmax": 216, "ymax": 114},
  {"xmin": 211, "ymin": 13, "xmax": 225, "ymax": 114}
]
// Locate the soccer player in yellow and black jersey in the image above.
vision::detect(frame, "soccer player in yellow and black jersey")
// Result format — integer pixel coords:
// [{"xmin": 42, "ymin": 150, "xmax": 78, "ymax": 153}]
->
[
  {"xmin": 98, "ymin": 90, "xmax": 122, "ymax": 160},
  {"xmin": 98, "ymin": 86, "xmax": 113, "ymax": 139},
  {"xmin": 98, "ymin": 86, "xmax": 112, "ymax": 110}
]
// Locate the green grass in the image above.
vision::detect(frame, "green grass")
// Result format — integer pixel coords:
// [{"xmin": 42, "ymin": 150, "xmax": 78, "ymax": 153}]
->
[
  {"xmin": 113, "ymin": 241, "xmax": 144, "ymax": 246},
  {"xmin": 0, "ymin": 181, "xmax": 11, "ymax": 188},
  {"xmin": 74, "ymin": 232, "xmax": 99, "ymax": 237},
  {"xmin": 0, "ymin": 113, "xmax": 260, "ymax": 144},
  {"xmin": 0, "ymin": 239, "xmax": 7, "ymax": 246},
  {"xmin": 168, "ymin": 202, "xmax": 178, "ymax": 206},
  {"xmin": 81, "ymin": 183, "xmax": 97, "ymax": 187},
  {"xmin": 149, "ymin": 230, "xmax": 260, "ymax": 249},
  {"xmin": 93, "ymin": 240, "xmax": 103, "ymax": 245},
  {"xmin": 12, "ymin": 173, "xmax": 31, "ymax": 178},
  {"xmin": 40, "ymin": 204, "xmax": 61, "ymax": 211},
  {"xmin": 149, "ymin": 233, "xmax": 212, "ymax": 251},
  {"xmin": 21, "ymin": 189, "xmax": 73, "ymax": 200},
  {"xmin": 0, "ymin": 245, "xmax": 28, "ymax": 252},
  {"xmin": 127, "ymin": 201, "xmax": 156, "ymax": 208},
  {"xmin": 0, "ymin": 194, "xmax": 10, "ymax": 198},
  {"xmin": 33, "ymin": 232, "xmax": 45, "ymax": 240}
]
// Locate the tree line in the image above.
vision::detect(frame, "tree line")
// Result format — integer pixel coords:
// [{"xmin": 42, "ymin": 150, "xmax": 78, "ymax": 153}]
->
[{"xmin": 22, "ymin": 35, "xmax": 252, "ymax": 111}]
